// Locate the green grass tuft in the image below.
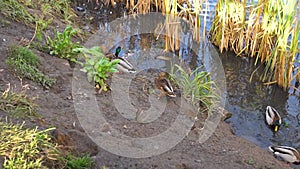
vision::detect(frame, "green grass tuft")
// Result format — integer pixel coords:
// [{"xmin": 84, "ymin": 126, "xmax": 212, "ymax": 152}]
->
[
  {"xmin": 64, "ymin": 154, "xmax": 94, "ymax": 169},
  {"xmin": 6, "ymin": 46, "xmax": 56, "ymax": 89},
  {"xmin": 171, "ymin": 64, "xmax": 219, "ymax": 112}
]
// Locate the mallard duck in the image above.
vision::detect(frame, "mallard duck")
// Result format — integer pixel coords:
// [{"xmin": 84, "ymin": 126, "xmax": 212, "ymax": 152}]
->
[
  {"xmin": 105, "ymin": 46, "xmax": 136, "ymax": 73},
  {"xmin": 155, "ymin": 72, "xmax": 176, "ymax": 98},
  {"xmin": 265, "ymin": 106, "xmax": 282, "ymax": 132},
  {"xmin": 269, "ymin": 145, "xmax": 300, "ymax": 164}
]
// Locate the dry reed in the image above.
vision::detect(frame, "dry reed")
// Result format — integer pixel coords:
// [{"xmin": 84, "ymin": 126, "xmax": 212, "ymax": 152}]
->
[{"xmin": 210, "ymin": 0, "xmax": 299, "ymax": 90}]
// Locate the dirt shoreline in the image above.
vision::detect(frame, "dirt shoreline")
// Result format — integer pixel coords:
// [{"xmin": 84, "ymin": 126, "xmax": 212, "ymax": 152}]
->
[{"xmin": 0, "ymin": 13, "xmax": 293, "ymax": 169}]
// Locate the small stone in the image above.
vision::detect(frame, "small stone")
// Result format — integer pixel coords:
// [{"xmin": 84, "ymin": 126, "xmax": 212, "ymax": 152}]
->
[
  {"xmin": 100, "ymin": 123, "xmax": 111, "ymax": 132},
  {"xmin": 3, "ymin": 38, "xmax": 6, "ymax": 42},
  {"xmin": 194, "ymin": 159, "xmax": 201, "ymax": 163},
  {"xmin": 76, "ymin": 6, "xmax": 85, "ymax": 12}
]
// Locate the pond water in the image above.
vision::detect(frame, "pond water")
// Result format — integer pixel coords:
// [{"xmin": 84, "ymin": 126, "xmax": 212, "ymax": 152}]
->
[
  {"xmin": 221, "ymin": 52, "xmax": 300, "ymax": 149},
  {"xmin": 72, "ymin": 0, "xmax": 300, "ymax": 163}
]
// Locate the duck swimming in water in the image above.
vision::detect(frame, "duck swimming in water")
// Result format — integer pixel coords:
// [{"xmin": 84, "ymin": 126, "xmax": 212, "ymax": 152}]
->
[{"xmin": 265, "ymin": 106, "xmax": 282, "ymax": 132}]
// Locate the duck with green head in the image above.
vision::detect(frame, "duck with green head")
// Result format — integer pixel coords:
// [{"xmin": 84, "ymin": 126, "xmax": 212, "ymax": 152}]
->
[{"xmin": 106, "ymin": 46, "xmax": 136, "ymax": 74}]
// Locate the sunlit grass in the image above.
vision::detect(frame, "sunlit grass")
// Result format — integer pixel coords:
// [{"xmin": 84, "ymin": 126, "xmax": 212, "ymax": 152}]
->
[{"xmin": 0, "ymin": 122, "xmax": 58, "ymax": 168}]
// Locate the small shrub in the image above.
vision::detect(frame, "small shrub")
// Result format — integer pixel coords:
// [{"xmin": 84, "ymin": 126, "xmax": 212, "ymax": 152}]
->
[
  {"xmin": 47, "ymin": 25, "xmax": 82, "ymax": 62},
  {"xmin": 6, "ymin": 46, "xmax": 56, "ymax": 89},
  {"xmin": 0, "ymin": 122, "xmax": 58, "ymax": 169}
]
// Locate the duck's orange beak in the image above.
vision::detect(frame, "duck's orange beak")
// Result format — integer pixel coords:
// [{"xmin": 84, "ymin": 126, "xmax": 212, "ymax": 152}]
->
[{"xmin": 274, "ymin": 125, "xmax": 279, "ymax": 132}]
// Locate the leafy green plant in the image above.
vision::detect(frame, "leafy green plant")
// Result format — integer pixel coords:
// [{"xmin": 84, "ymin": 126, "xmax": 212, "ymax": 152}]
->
[
  {"xmin": 0, "ymin": 85, "xmax": 38, "ymax": 118},
  {"xmin": 6, "ymin": 46, "xmax": 56, "ymax": 89},
  {"xmin": 75, "ymin": 46, "xmax": 120, "ymax": 93},
  {"xmin": 171, "ymin": 64, "xmax": 218, "ymax": 111},
  {"xmin": 0, "ymin": 122, "xmax": 58, "ymax": 169},
  {"xmin": 64, "ymin": 154, "xmax": 94, "ymax": 169},
  {"xmin": 47, "ymin": 25, "xmax": 82, "ymax": 62}
]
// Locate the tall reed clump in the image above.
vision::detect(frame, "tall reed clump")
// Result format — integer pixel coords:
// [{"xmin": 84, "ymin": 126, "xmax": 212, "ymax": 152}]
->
[
  {"xmin": 164, "ymin": 0, "xmax": 181, "ymax": 52},
  {"xmin": 210, "ymin": 0, "xmax": 299, "ymax": 90},
  {"xmin": 162, "ymin": 0, "xmax": 211, "ymax": 51}
]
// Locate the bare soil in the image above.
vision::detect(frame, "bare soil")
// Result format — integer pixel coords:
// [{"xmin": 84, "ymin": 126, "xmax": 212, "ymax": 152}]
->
[{"xmin": 0, "ymin": 13, "xmax": 293, "ymax": 169}]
